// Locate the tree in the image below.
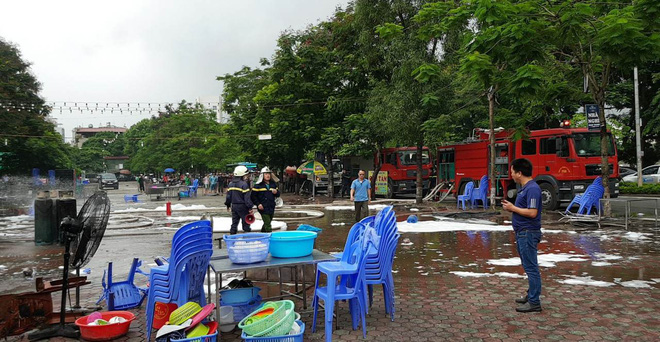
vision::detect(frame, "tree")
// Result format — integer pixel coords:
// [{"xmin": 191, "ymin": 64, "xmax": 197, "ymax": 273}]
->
[
  {"xmin": 544, "ymin": 0, "xmax": 660, "ymax": 202},
  {"xmin": 125, "ymin": 102, "xmax": 241, "ymax": 174},
  {"xmin": 0, "ymin": 38, "xmax": 72, "ymax": 174},
  {"xmin": 417, "ymin": 0, "xmax": 549, "ymax": 207}
]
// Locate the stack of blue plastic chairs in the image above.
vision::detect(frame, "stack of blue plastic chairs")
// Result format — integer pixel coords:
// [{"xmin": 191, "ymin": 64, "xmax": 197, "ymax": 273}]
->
[
  {"xmin": 145, "ymin": 220, "xmax": 213, "ymax": 341},
  {"xmin": 470, "ymin": 175, "xmax": 489, "ymax": 209},
  {"xmin": 312, "ymin": 223, "xmax": 379, "ymax": 342},
  {"xmin": 565, "ymin": 177, "xmax": 605, "ymax": 215},
  {"xmin": 457, "ymin": 182, "xmax": 475, "ymax": 210},
  {"xmin": 365, "ymin": 206, "xmax": 399, "ymax": 321}
]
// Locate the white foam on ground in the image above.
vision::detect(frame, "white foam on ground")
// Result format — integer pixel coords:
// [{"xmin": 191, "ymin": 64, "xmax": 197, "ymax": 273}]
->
[
  {"xmin": 410, "ymin": 208, "xmax": 420, "ymax": 212},
  {"xmin": 331, "ymin": 222, "xmax": 347, "ymax": 226},
  {"xmin": 211, "ymin": 216, "xmax": 286, "ymax": 233},
  {"xmin": 623, "ymin": 232, "xmax": 651, "ymax": 241},
  {"xmin": 165, "ymin": 216, "xmax": 206, "ymax": 222},
  {"xmin": 594, "ymin": 253, "xmax": 623, "ymax": 261},
  {"xmin": 324, "ymin": 204, "xmax": 388, "ymax": 211},
  {"xmin": 450, "ymin": 271, "xmax": 526, "ymax": 279},
  {"xmin": 113, "ymin": 207, "xmax": 152, "ymax": 213},
  {"xmin": 487, "ymin": 253, "xmax": 589, "ymax": 268},
  {"xmin": 620, "ymin": 280, "xmax": 655, "ymax": 289},
  {"xmin": 651, "ymin": 278, "xmax": 660, "ymax": 283},
  {"xmin": 155, "ymin": 204, "xmax": 215, "ymax": 211},
  {"xmin": 1, "ymin": 215, "xmax": 33, "ymax": 222},
  {"xmin": 591, "ymin": 261, "xmax": 612, "ymax": 267},
  {"xmin": 397, "ymin": 219, "xmax": 575, "ymax": 234},
  {"xmin": 559, "ymin": 276, "xmax": 615, "ymax": 287},
  {"xmin": 113, "ymin": 204, "xmax": 216, "ymax": 213}
]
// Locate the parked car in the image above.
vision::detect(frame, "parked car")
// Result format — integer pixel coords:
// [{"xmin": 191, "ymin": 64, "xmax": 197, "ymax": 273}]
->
[
  {"xmin": 622, "ymin": 165, "xmax": 660, "ymax": 184},
  {"xmin": 86, "ymin": 173, "xmax": 99, "ymax": 183},
  {"xmin": 99, "ymin": 173, "xmax": 119, "ymax": 189},
  {"xmin": 117, "ymin": 174, "xmax": 134, "ymax": 182},
  {"xmin": 618, "ymin": 166, "xmax": 636, "ymax": 179}
]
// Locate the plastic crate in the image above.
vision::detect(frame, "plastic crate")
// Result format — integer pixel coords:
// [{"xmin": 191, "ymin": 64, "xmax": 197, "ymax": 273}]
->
[
  {"xmin": 221, "ymin": 295, "xmax": 262, "ymax": 322},
  {"xmin": 241, "ymin": 320, "xmax": 304, "ymax": 342},
  {"xmin": 170, "ymin": 332, "xmax": 218, "ymax": 342},
  {"xmin": 223, "ymin": 233, "xmax": 270, "ymax": 264}
]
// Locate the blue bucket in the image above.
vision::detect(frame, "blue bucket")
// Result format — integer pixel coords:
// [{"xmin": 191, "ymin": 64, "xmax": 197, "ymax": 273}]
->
[
  {"xmin": 269, "ymin": 231, "xmax": 317, "ymax": 258},
  {"xmin": 219, "ymin": 286, "xmax": 261, "ymax": 305}
]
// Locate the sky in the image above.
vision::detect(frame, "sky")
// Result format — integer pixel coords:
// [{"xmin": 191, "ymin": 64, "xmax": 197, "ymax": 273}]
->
[{"xmin": 0, "ymin": 0, "xmax": 350, "ymax": 141}]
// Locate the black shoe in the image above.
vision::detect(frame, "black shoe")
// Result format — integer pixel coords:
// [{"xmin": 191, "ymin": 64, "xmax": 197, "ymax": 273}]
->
[
  {"xmin": 515, "ymin": 295, "xmax": 528, "ymax": 304},
  {"xmin": 516, "ymin": 302, "xmax": 542, "ymax": 313}
]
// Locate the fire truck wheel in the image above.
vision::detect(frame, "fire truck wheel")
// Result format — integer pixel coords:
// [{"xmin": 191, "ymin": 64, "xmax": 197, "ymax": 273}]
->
[{"xmin": 539, "ymin": 182, "xmax": 558, "ymax": 211}]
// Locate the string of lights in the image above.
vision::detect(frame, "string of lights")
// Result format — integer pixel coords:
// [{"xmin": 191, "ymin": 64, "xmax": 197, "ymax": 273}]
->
[{"xmin": 0, "ymin": 97, "xmax": 367, "ymax": 114}]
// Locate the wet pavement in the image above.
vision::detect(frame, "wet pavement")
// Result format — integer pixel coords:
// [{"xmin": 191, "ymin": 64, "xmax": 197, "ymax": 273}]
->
[{"xmin": 1, "ymin": 182, "xmax": 659, "ymax": 341}]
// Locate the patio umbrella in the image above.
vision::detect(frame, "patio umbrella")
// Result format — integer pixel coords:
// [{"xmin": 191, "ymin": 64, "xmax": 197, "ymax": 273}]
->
[
  {"xmin": 296, "ymin": 161, "xmax": 328, "ymax": 198},
  {"xmin": 119, "ymin": 169, "xmax": 131, "ymax": 175},
  {"xmin": 164, "ymin": 168, "xmax": 175, "ymax": 173}
]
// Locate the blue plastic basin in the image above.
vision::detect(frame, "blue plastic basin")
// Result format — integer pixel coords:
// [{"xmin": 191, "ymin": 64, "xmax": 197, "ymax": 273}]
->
[
  {"xmin": 219, "ymin": 286, "xmax": 261, "ymax": 305},
  {"xmin": 269, "ymin": 231, "xmax": 318, "ymax": 258}
]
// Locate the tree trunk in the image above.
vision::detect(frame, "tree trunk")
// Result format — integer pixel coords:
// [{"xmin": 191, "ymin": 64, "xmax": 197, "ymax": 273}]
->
[
  {"xmin": 597, "ymin": 95, "xmax": 611, "ymax": 215},
  {"xmin": 326, "ymin": 152, "xmax": 334, "ymax": 199},
  {"xmin": 371, "ymin": 149, "xmax": 382, "ymax": 199},
  {"xmin": 416, "ymin": 139, "xmax": 423, "ymax": 204},
  {"xmin": 488, "ymin": 91, "xmax": 497, "ymax": 208}
]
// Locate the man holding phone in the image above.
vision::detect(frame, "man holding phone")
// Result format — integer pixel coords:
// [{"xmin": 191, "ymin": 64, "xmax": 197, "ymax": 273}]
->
[{"xmin": 501, "ymin": 158, "xmax": 543, "ymax": 313}]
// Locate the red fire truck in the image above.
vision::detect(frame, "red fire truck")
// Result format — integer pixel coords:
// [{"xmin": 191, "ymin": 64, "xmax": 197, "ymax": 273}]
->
[
  {"xmin": 346, "ymin": 147, "xmax": 434, "ymax": 198},
  {"xmin": 437, "ymin": 125, "xmax": 620, "ymax": 210}
]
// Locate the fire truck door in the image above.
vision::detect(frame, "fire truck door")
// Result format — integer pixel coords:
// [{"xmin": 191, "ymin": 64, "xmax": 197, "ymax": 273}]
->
[
  {"xmin": 539, "ymin": 137, "xmax": 567, "ymax": 176},
  {"xmin": 519, "ymin": 139, "xmax": 539, "ymax": 176}
]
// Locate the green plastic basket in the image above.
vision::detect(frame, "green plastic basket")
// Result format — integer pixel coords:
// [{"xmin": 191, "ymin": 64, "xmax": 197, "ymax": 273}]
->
[
  {"xmin": 258, "ymin": 311, "xmax": 300, "ymax": 337},
  {"xmin": 238, "ymin": 300, "xmax": 290, "ymax": 337}
]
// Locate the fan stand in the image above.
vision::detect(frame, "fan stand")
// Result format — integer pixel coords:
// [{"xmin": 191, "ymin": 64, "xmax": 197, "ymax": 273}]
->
[{"xmin": 28, "ymin": 223, "xmax": 80, "ymax": 340}]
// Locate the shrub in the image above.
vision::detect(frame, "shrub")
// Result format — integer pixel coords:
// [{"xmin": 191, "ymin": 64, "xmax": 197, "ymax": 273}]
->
[{"xmin": 619, "ymin": 182, "xmax": 660, "ymax": 194}]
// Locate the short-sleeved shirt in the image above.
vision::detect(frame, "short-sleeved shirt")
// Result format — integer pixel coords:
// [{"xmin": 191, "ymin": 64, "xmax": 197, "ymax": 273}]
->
[
  {"xmin": 512, "ymin": 180, "xmax": 542, "ymax": 232},
  {"xmin": 351, "ymin": 179, "xmax": 371, "ymax": 202}
]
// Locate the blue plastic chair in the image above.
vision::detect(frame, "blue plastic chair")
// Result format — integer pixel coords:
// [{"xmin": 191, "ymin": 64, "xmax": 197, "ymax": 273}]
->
[
  {"xmin": 565, "ymin": 177, "xmax": 604, "ymax": 214},
  {"xmin": 145, "ymin": 221, "xmax": 213, "ymax": 341},
  {"xmin": 187, "ymin": 179, "xmax": 200, "ymax": 197},
  {"xmin": 312, "ymin": 226, "xmax": 379, "ymax": 342},
  {"xmin": 97, "ymin": 258, "xmax": 148, "ymax": 310},
  {"xmin": 470, "ymin": 175, "xmax": 489, "ymax": 209},
  {"xmin": 123, "ymin": 194, "xmax": 141, "ymax": 203},
  {"xmin": 457, "ymin": 182, "xmax": 475, "ymax": 210},
  {"xmin": 365, "ymin": 207, "xmax": 399, "ymax": 319}
]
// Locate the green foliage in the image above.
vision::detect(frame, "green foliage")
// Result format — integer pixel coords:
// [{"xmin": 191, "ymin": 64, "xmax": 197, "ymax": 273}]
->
[
  {"xmin": 124, "ymin": 102, "xmax": 242, "ymax": 174},
  {"xmin": 0, "ymin": 38, "xmax": 73, "ymax": 174},
  {"xmin": 620, "ymin": 182, "xmax": 660, "ymax": 194}
]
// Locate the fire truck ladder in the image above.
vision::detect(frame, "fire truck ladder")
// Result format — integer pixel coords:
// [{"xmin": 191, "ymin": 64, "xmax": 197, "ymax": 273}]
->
[{"xmin": 423, "ymin": 181, "xmax": 453, "ymax": 202}]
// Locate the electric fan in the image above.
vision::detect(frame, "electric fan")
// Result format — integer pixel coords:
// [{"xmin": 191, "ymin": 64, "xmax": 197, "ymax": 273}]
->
[{"xmin": 29, "ymin": 191, "xmax": 111, "ymax": 340}]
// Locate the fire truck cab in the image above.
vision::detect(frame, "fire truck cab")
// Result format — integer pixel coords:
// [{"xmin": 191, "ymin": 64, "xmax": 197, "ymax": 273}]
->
[
  {"xmin": 437, "ymin": 127, "xmax": 620, "ymax": 210},
  {"xmin": 378, "ymin": 147, "xmax": 433, "ymax": 198}
]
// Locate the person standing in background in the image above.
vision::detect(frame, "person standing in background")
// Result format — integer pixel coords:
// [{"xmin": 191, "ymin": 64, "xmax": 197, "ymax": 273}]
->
[
  {"xmin": 225, "ymin": 166, "xmax": 253, "ymax": 234},
  {"xmin": 251, "ymin": 167, "xmax": 280, "ymax": 232},
  {"xmin": 350, "ymin": 170, "xmax": 371, "ymax": 222}
]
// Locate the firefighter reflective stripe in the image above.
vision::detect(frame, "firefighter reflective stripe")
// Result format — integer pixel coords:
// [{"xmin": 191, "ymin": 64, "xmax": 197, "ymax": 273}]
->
[
  {"xmin": 251, "ymin": 188, "xmax": 268, "ymax": 191},
  {"xmin": 227, "ymin": 187, "xmax": 250, "ymax": 193}
]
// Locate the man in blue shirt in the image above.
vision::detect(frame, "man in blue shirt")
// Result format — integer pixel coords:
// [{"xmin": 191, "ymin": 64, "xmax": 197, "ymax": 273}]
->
[
  {"xmin": 350, "ymin": 170, "xmax": 371, "ymax": 222},
  {"xmin": 502, "ymin": 158, "xmax": 543, "ymax": 313}
]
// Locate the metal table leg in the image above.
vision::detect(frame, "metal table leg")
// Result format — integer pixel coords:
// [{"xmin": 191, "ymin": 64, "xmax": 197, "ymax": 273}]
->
[
  {"xmin": 207, "ymin": 265, "xmax": 212, "ymax": 304},
  {"xmin": 302, "ymin": 265, "xmax": 307, "ymax": 310},
  {"xmin": 278, "ymin": 268, "xmax": 284, "ymax": 300},
  {"xmin": 215, "ymin": 272, "xmax": 221, "ymax": 321}
]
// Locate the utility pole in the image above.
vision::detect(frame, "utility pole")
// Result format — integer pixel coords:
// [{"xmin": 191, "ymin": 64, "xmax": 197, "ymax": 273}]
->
[{"xmin": 634, "ymin": 67, "xmax": 643, "ymax": 187}]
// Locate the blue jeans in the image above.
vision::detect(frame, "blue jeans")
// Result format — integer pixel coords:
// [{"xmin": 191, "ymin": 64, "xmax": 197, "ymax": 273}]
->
[{"xmin": 516, "ymin": 230, "xmax": 542, "ymax": 305}]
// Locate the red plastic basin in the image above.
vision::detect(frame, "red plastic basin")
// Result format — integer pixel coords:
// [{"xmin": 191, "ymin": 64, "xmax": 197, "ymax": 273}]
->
[{"xmin": 75, "ymin": 311, "xmax": 135, "ymax": 341}]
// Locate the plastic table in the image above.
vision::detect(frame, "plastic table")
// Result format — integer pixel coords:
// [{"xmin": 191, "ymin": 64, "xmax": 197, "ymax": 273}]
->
[{"xmin": 206, "ymin": 249, "xmax": 337, "ymax": 322}]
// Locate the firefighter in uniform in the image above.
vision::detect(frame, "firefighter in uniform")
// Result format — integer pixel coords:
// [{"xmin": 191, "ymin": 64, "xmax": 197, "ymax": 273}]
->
[{"xmin": 225, "ymin": 165, "xmax": 254, "ymax": 234}]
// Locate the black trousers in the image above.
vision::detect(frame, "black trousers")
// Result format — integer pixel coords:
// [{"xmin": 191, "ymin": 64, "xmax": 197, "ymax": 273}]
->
[
  {"xmin": 354, "ymin": 201, "xmax": 369, "ymax": 222},
  {"xmin": 230, "ymin": 205, "xmax": 251, "ymax": 234}
]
